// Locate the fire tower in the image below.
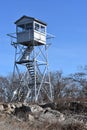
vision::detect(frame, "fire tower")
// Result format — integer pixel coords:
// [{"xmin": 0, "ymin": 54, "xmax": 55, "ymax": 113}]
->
[{"xmin": 8, "ymin": 15, "xmax": 53, "ymax": 102}]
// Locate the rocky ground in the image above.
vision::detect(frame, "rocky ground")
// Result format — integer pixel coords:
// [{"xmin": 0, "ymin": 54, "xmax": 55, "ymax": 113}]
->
[{"xmin": 0, "ymin": 101, "xmax": 87, "ymax": 130}]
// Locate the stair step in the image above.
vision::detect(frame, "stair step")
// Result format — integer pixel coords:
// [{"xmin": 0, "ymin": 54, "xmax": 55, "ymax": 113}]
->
[
  {"xmin": 30, "ymin": 74, "xmax": 34, "ymax": 76},
  {"xmin": 27, "ymin": 67, "xmax": 34, "ymax": 69},
  {"xmin": 28, "ymin": 71, "xmax": 34, "ymax": 73},
  {"xmin": 28, "ymin": 67, "xmax": 34, "ymax": 69},
  {"xmin": 29, "ymin": 71, "xmax": 34, "ymax": 73},
  {"xmin": 28, "ymin": 70, "xmax": 34, "ymax": 73},
  {"xmin": 26, "ymin": 64, "xmax": 34, "ymax": 67},
  {"xmin": 30, "ymin": 76, "xmax": 35, "ymax": 78},
  {"xmin": 28, "ymin": 69, "xmax": 34, "ymax": 72},
  {"xmin": 26, "ymin": 60, "xmax": 40, "ymax": 83}
]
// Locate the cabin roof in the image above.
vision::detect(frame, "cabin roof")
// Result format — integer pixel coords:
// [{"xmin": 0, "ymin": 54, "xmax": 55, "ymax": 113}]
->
[{"xmin": 15, "ymin": 15, "xmax": 47, "ymax": 26}]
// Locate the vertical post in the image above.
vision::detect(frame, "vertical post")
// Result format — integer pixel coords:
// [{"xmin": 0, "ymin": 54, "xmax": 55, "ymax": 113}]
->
[
  {"xmin": 45, "ymin": 44, "xmax": 53, "ymax": 101},
  {"xmin": 13, "ymin": 43, "xmax": 17, "ymax": 81},
  {"xmin": 33, "ymin": 41, "xmax": 37, "ymax": 102}
]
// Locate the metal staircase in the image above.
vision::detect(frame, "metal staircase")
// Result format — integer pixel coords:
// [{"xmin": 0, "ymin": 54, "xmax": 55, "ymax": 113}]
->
[
  {"xmin": 19, "ymin": 46, "xmax": 33, "ymax": 63},
  {"xmin": 26, "ymin": 62, "xmax": 35, "ymax": 84},
  {"xmin": 26, "ymin": 62, "xmax": 40, "ymax": 85},
  {"xmin": 17, "ymin": 46, "xmax": 40, "ymax": 85}
]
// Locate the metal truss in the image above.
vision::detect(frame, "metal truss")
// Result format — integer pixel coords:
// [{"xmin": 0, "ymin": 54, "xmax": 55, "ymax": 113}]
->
[{"xmin": 8, "ymin": 33, "xmax": 54, "ymax": 103}]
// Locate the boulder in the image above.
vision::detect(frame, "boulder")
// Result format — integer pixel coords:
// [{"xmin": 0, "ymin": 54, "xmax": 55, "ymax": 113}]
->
[
  {"xmin": 0, "ymin": 104, "xmax": 4, "ymax": 111},
  {"xmin": 28, "ymin": 114, "xmax": 34, "ymax": 122},
  {"xmin": 30, "ymin": 104, "xmax": 43, "ymax": 113},
  {"xmin": 39, "ymin": 108, "xmax": 65, "ymax": 123}
]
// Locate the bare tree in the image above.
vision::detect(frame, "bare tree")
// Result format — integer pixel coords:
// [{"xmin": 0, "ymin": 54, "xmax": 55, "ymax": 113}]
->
[
  {"xmin": 50, "ymin": 71, "xmax": 65, "ymax": 101},
  {"xmin": 0, "ymin": 76, "xmax": 10, "ymax": 102}
]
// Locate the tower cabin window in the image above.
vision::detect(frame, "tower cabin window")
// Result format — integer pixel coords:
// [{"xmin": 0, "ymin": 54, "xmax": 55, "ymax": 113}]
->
[
  {"xmin": 26, "ymin": 23, "xmax": 33, "ymax": 30},
  {"xmin": 35, "ymin": 23, "xmax": 39, "ymax": 31},
  {"xmin": 17, "ymin": 24, "xmax": 25, "ymax": 33},
  {"xmin": 34, "ymin": 22, "xmax": 46, "ymax": 34},
  {"xmin": 41, "ymin": 25, "xmax": 45, "ymax": 33},
  {"xmin": 17, "ymin": 23, "xmax": 33, "ymax": 33}
]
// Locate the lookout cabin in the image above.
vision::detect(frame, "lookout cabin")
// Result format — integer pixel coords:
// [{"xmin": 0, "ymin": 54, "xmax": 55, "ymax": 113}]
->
[{"xmin": 15, "ymin": 15, "xmax": 47, "ymax": 46}]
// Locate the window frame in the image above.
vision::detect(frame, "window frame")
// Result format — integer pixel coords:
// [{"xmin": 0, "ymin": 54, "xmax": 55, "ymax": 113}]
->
[
  {"xmin": 34, "ymin": 22, "xmax": 46, "ymax": 34},
  {"xmin": 17, "ymin": 23, "xmax": 33, "ymax": 33}
]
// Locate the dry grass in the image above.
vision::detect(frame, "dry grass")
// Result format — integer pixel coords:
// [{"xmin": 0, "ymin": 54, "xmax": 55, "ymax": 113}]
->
[
  {"xmin": 55, "ymin": 98, "xmax": 87, "ymax": 114},
  {"xmin": 0, "ymin": 115, "xmax": 86, "ymax": 130},
  {"xmin": 0, "ymin": 100, "xmax": 87, "ymax": 130},
  {"xmin": 62, "ymin": 122, "xmax": 87, "ymax": 130}
]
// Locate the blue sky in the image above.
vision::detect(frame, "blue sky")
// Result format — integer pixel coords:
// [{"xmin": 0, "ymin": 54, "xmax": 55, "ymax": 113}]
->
[{"xmin": 0, "ymin": 0, "xmax": 87, "ymax": 76}]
